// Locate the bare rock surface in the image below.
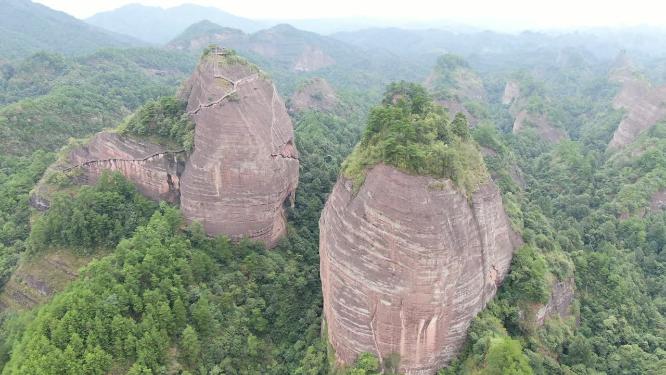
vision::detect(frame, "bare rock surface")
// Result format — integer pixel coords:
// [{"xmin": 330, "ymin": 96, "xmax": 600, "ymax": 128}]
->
[
  {"xmin": 608, "ymin": 57, "xmax": 666, "ymax": 150},
  {"xmin": 67, "ymin": 131, "xmax": 185, "ymax": 203},
  {"xmin": 512, "ymin": 110, "xmax": 567, "ymax": 143},
  {"xmin": 179, "ymin": 51, "xmax": 299, "ymax": 247},
  {"xmin": 503, "ymin": 81, "xmax": 567, "ymax": 143},
  {"xmin": 293, "ymin": 45, "xmax": 336, "ymax": 72},
  {"xmin": 0, "ymin": 251, "xmax": 94, "ymax": 312},
  {"xmin": 425, "ymin": 65, "xmax": 485, "ymax": 127},
  {"xmin": 288, "ymin": 77, "xmax": 338, "ymax": 113},
  {"xmin": 320, "ymin": 164, "xmax": 520, "ymax": 374},
  {"xmin": 502, "ymin": 81, "xmax": 521, "ymax": 105},
  {"xmin": 56, "ymin": 51, "xmax": 299, "ymax": 248},
  {"xmin": 535, "ymin": 277, "xmax": 575, "ymax": 326}
]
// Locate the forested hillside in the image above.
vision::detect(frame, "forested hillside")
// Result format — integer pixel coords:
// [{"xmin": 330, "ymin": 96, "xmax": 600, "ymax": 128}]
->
[
  {"xmin": 0, "ymin": 1, "xmax": 665, "ymax": 374},
  {"xmin": 0, "ymin": 0, "xmax": 140, "ymax": 59}
]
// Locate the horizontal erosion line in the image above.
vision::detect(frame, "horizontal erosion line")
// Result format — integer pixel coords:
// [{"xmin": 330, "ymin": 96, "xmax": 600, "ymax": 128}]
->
[{"xmin": 62, "ymin": 149, "xmax": 186, "ymax": 173}]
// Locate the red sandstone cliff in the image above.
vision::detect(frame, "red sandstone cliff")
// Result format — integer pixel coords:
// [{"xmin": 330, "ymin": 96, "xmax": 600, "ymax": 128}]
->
[
  {"xmin": 320, "ymin": 164, "xmax": 520, "ymax": 374},
  {"xmin": 66, "ymin": 131, "xmax": 185, "ymax": 203},
  {"xmin": 50, "ymin": 50, "xmax": 299, "ymax": 248},
  {"xmin": 503, "ymin": 80, "xmax": 567, "ymax": 143},
  {"xmin": 178, "ymin": 49, "xmax": 299, "ymax": 247},
  {"xmin": 608, "ymin": 55, "xmax": 666, "ymax": 150}
]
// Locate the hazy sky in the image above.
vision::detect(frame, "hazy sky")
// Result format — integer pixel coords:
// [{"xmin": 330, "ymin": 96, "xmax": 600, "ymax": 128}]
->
[{"xmin": 35, "ymin": 0, "xmax": 666, "ymax": 29}]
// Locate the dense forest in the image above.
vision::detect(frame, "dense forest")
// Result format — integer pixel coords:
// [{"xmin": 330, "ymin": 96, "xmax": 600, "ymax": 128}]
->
[{"xmin": 0, "ymin": 1, "xmax": 665, "ymax": 374}]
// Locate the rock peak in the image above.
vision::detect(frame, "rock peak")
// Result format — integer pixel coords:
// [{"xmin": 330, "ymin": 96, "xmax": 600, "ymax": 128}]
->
[
  {"xmin": 179, "ymin": 46, "xmax": 299, "ymax": 247},
  {"xmin": 58, "ymin": 49, "xmax": 299, "ymax": 248}
]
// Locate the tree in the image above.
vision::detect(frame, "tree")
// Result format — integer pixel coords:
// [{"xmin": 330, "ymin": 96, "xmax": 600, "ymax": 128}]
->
[
  {"xmin": 452, "ymin": 113, "xmax": 470, "ymax": 140},
  {"xmin": 483, "ymin": 337, "xmax": 533, "ymax": 375},
  {"xmin": 180, "ymin": 325, "xmax": 200, "ymax": 367}
]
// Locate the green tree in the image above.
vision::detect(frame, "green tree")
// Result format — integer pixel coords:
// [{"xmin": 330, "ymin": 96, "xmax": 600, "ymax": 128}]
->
[{"xmin": 180, "ymin": 325, "xmax": 200, "ymax": 367}]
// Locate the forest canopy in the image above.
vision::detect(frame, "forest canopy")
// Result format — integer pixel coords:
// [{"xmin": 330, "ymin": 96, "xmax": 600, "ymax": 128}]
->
[{"xmin": 342, "ymin": 82, "xmax": 488, "ymax": 193}]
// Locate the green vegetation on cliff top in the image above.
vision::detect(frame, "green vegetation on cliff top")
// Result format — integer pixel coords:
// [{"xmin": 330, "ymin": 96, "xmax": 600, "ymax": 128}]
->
[{"xmin": 342, "ymin": 82, "xmax": 488, "ymax": 193}]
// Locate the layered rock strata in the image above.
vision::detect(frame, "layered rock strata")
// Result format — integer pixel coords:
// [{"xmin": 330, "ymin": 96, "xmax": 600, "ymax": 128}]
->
[
  {"xmin": 608, "ymin": 58, "xmax": 666, "ymax": 150},
  {"xmin": 66, "ymin": 132, "xmax": 185, "ymax": 203},
  {"xmin": 503, "ymin": 81, "xmax": 567, "ymax": 143},
  {"xmin": 320, "ymin": 164, "xmax": 520, "ymax": 374},
  {"xmin": 535, "ymin": 278, "xmax": 575, "ymax": 326},
  {"xmin": 179, "ymin": 50, "xmax": 299, "ymax": 247},
  {"xmin": 57, "ymin": 50, "xmax": 299, "ymax": 248}
]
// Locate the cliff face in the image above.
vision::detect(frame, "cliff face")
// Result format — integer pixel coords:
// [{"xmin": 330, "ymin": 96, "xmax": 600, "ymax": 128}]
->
[
  {"xmin": 425, "ymin": 60, "xmax": 486, "ymax": 127},
  {"xmin": 288, "ymin": 77, "xmax": 338, "ymax": 113},
  {"xmin": 512, "ymin": 110, "xmax": 567, "ymax": 143},
  {"xmin": 503, "ymin": 81, "xmax": 566, "ymax": 143},
  {"xmin": 67, "ymin": 132, "xmax": 185, "ymax": 203},
  {"xmin": 535, "ymin": 278, "xmax": 575, "ymax": 327},
  {"xmin": 320, "ymin": 164, "xmax": 519, "ymax": 374},
  {"xmin": 57, "ymin": 50, "xmax": 299, "ymax": 248},
  {"xmin": 178, "ymin": 50, "xmax": 299, "ymax": 247},
  {"xmin": 502, "ymin": 81, "xmax": 520, "ymax": 105},
  {"xmin": 608, "ymin": 59, "xmax": 666, "ymax": 150}
]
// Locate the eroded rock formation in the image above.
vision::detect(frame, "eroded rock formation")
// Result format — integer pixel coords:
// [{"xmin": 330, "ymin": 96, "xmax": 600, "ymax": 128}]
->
[
  {"xmin": 535, "ymin": 277, "xmax": 575, "ymax": 326},
  {"xmin": 608, "ymin": 55, "xmax": 666, "ymax": 150},
  {"xmin": 66, "ymin": 132, "xmax": 185, "ymax": 203},
  {"xmin": 502, "ymin": 81, "xmax": 521, "ymax": 105},
  {"xmin": 503, "ymin": 81, "xmax": 567, "ymax": 143},
  {"xmin": 320, "ymin": 164, "xmax": 520, "ymax": 374},
  {"xmin": 179, "ymin": 49, "xmax": 299, "ymax": 247},
  {"xmin": 288, "ymin": 77, "xmax": 338, "ymax": 113},
  {"xmin": 425, "ymin": 59, "xmax": 486, "ymax": 127},
  {"xmin": 512, "ymin": 110, "xmax": 567, "ymax": 143},
  {"xmin": 53, "ymin": 50, "xmax": 299, "ymax": 248}
]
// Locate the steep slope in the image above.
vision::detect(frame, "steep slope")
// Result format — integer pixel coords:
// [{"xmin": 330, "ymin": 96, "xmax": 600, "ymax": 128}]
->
[
  {"xmin": 502, "ymin": 79, "xmax": 567, "ymax": 143},
  {"xmin": 288, "ymin": 77, "xmax": 338, "ymax": 113},
  {"xmin": 57, "ymin": 49, "xmax": 299, "ymax": 247},
  {"xmin": 425, "ymin": 54, "xmax": 486, "ymax": 126},
  {"xmin": 87, "ymin": 3, "xmax": 265, "ymax": 44},
  {"xmin": 178, "ymin": 48, "xmax": 299, "ymax": 246},
  {"xmin": 0, "ymin": 48, "xmax": 194, "ymax": 157},
  {"xmin": 607, "ymin": 53, "xmax": 666, "ymax": 150},
  {"xmin": 65, "ymin": 131, "xmax": 186, "ymax": 203},
  {"xmin": 0, "ymin": 0, "xmax": 140, "ymax": 59},
  {"xmin": 319, "ymin": 83, "xmax": 519, "ymax": 374}
]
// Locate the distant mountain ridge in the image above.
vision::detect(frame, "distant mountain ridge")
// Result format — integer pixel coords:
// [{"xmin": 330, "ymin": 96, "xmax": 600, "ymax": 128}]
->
[
  {"xmin": 0, "ymin": 0, "xmax": 141, "ymax": 59},
  {"xmin": 86, "ymin": 3, "xmax": 267, "ymax": 44},
  {"xmin": 165, "ymin": 21, "xmax": 428, "ymax": 94}
]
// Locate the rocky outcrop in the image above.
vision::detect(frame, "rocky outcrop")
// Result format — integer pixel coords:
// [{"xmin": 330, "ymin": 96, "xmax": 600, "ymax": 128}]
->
[
  {"xmin": 608, "ymin": 56, "xmax": 666, "ymax": 150},
  {"xmin": 288, "ymin": 78, "xmax": 338, "ymax": 113},
  {"xmin": 0, "ymin": 251, "xmax": 94, "ymax": 312},
  {"xmin": 66, "ymin": 132, "xmax": 185, "ymax": 203},
  {"xmin": 425, "ymin": 59, "xmax": 486, "ymax": 127},
  {"xmin": 503, "ymin": 81, "xmax": 566, "ymax": 143},
  {"xmin": 512, "ymin": 110, "xmax": 567, "ymax": 143},
  {"xmin": 320, "ymin": 164, "xmax": 520, "ymax": 374},
  {"xmin": 502, "ymin": 81, "xmax": 520, "ymax": 105},
  {"xmin": 178, "ymin": 50, "xmax": 299, "ymax": 247},
  {"xmin": 293, "ymin": 45, "xmax": 335, "ymax": 72},
  {"xmin": 535, "ymin": 277, "xmax": 575, "ymax": 326},
  {"xmin": 57, "ymin": 50, "xmax": 299, "ymax": 248}
]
